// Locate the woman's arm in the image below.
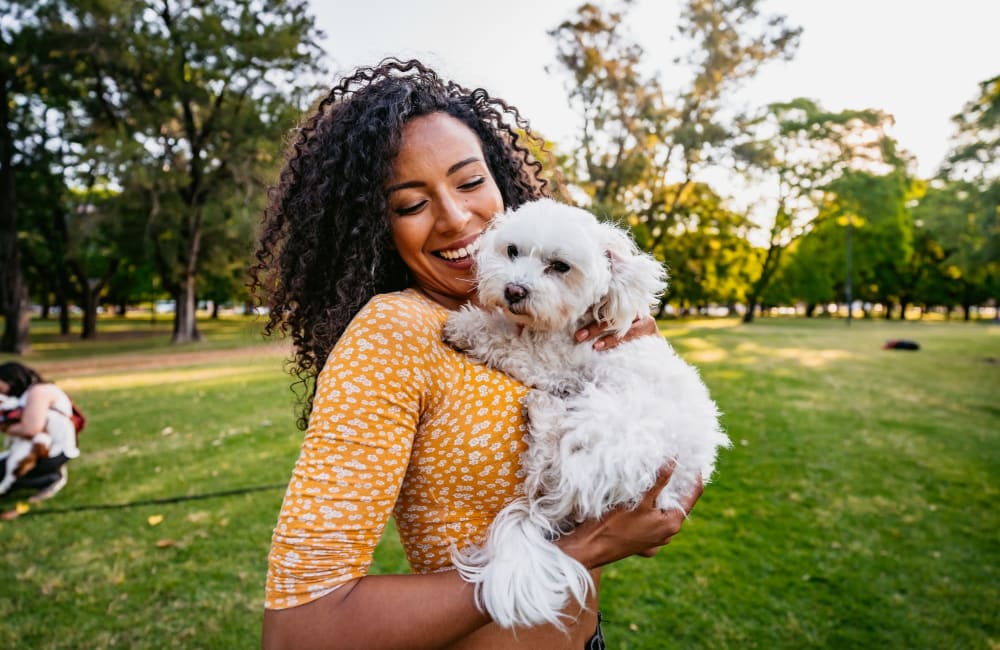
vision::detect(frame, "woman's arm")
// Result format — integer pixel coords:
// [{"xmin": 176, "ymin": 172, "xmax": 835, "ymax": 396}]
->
[
  {"xmin": 265, "ymin": 296, "xmax": 497, "ymax": 649},
  {"xmin": 263, "ymin": 571, "xmax": 491, "ymax": 650},
  {"xmin": 3, "ymin": 384, "xmax": 57, "ymax": 439},
  {"xmin": 263, "ymin": 464, "xmax": 701, "ymax": 650}
]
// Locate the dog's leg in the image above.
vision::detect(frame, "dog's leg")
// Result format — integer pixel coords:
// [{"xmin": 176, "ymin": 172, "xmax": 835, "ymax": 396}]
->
[
  {"xmin": 442, "ymin": 307, "xmax": 501, "ymax": 353},
  {"xmin": 0, "ymin": 440, "xmax": 30, "ymax": 495}
]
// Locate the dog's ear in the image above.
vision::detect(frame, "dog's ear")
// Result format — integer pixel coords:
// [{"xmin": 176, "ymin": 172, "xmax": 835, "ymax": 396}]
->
[{"xmin": 593, "ymin": 222, "xmax": 667, "ymax": 338}]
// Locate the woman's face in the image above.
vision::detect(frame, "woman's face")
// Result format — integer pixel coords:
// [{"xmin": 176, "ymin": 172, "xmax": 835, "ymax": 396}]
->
[{"xmin": 387, "ymin": 112, "xmax": 504, "ymax": 310}]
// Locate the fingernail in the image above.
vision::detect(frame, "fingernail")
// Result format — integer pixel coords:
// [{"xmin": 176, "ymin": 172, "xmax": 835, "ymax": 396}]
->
[
  {"xmin": 593, "ymin": 340, "xmax": 605, "ymax": 350},
  {"xmin": 576, "ymin": 330, "xmax": 589, "ymax": 342}
]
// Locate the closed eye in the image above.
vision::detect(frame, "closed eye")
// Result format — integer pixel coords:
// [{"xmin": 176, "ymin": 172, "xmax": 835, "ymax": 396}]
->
[
  {"xmin": 395, "ymin": 200, "xmax": 427, "ymax": 216},
  {"xmin": 459, "ymin": 176, "xmax": 486, "ymax": 191},
  {"xmin": 547, "ymin": 260, "xmax": 571, "ymax": 274}
]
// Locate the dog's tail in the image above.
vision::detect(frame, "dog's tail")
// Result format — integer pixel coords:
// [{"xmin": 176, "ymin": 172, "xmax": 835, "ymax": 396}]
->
[{"xmin": 452, "ymin": 497, "xmax": 594, "ymax": 630}]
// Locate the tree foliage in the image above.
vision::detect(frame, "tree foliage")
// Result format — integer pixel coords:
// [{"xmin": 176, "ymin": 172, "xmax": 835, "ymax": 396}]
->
[
  {"xmin": 735, "ymin": 98, "xmax": 904, "ymax": 321},
  {"xmin": 549, "ymin": 0, "xmax": 799, "ymax": 315},
  {"xmin": 2, "ymin": 0, "xmax": 324, "ymax": 350}
]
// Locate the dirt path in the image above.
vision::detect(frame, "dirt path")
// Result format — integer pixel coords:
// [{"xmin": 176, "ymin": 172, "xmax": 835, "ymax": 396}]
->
[{"xmin": 28, "ymin": 342, "xmax": 291, "ymax": 379}]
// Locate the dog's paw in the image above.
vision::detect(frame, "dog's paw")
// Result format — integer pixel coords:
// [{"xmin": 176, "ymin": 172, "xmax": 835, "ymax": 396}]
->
[{"xmin": 442, "ymin": 308, "xmax": 484, "ymax": 351}]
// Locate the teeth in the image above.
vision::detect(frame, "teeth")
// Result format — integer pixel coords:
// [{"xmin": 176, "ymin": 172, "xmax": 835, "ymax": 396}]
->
[{"xmin": 439, "ymin": 237, "xmax": 480, "ymax": 261}]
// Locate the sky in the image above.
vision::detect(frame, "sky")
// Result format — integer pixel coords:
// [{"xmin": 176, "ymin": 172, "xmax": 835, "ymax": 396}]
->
[{"xmin": 309, "ymin": 0, "xmax": 999, "ymax": 181}]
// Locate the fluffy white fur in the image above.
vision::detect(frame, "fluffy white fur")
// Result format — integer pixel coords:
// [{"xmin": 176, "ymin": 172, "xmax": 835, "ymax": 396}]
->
[
  {"xmin": 0, "ymin": 394, "xmax": 52, "ymax": 495},
  {"xmin": 444, "ymin": 198, "xmax": 730, "ymax": 630}
]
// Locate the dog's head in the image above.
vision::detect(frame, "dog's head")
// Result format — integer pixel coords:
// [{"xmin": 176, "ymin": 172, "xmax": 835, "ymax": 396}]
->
[{"xmin": 474, "ymin": 198, "xmax": 666, "ymax": 335}]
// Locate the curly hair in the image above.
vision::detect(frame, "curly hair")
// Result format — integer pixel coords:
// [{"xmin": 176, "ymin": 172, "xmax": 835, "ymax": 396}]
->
[{"xmin": 249, "ymin": 58, "xmax": 552, "ymax": 428}]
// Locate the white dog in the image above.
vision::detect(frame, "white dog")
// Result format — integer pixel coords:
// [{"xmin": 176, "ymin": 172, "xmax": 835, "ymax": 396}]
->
[
  {"xmin": 0, "ymin": 394, "xmax": 53, "ymax": 496},
  {"xmin": 443, "ymin": 198, "xmax": 730, "ymax": 629}
]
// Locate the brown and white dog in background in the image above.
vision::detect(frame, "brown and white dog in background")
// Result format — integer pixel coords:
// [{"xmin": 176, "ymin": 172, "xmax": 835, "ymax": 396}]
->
[{"xmin": 0, "ymin": 394, "xmax": 53, "ymax": 495}]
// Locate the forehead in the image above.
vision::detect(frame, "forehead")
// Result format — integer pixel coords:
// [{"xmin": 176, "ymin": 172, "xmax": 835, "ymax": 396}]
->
[
  {"xmin": 392, "ymin": 113, "xmax": 485, "ymax": 176},
  {"xmin": 497, "ymin": 211, "xmax": 602, "ymax": 260}
]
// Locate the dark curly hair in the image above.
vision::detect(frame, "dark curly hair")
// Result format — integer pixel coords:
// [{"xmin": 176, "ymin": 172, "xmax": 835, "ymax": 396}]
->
[
  {"xmin": 249, "ymin": 58, "xmax": 551, "ymax": 428},
  {"xmin": 0, "ymin": 362, "xmax": 45, "ymax": 397}
]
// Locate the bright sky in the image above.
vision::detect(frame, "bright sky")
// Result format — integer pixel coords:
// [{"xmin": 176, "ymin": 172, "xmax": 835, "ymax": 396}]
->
[{"xmin": 310, "ymin": 0, "xmax": 999, "ymax": 180}]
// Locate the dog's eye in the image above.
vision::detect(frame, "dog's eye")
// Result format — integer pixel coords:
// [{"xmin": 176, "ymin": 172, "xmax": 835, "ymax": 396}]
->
[
  {"xmin": 507, "ymin": 244, "xmax": 518, "ymax": 259},
  {"xmin": 548, "ymin": 260, "xmax": 571, "ymax": 274}
]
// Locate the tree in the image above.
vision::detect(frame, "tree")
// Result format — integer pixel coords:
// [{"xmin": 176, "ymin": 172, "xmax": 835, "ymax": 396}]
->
[
  {"xmin": 932, "ymin": 74, "xmax": 1000, "ymax": 318},
  {"xmin": 549, "ymin": 0, "xmax": 800, "ymax": 256},
  {"xmin": 911, "ymin": 179, "xmax": 996, "ymax": 319},
  {"xmin": 643, "ymin": 182, "xmax": 757, "ymax": 315},
  {"xmin": 0, "ymin": 0, "xmax": 66, "ymax": 352},
  {"xmin": 834, "ymin": 169, "xmax": 916, "ymax": 319},
  {"xmin": 735, "ymin": 99, "xmax": 900, "ymax": 321},
  {"xmin": 64, "ymin": 0, "xmax": 323, "ymax": 343}
]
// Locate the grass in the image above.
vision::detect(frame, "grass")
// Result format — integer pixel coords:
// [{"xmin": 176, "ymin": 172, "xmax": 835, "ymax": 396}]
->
[{"xmin": 1, "ymin": 314, "xmax": 997, "ymax": 648}]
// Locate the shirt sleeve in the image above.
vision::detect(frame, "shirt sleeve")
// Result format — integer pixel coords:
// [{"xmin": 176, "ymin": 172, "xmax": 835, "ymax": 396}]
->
[{"xmin": 265, "ymin": 295, "xmax": 435, "ymax": 609}]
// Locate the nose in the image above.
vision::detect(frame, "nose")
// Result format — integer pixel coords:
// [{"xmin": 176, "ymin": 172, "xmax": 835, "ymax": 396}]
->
[
  {"xmin": 504, "ymin": 283, "xmax": 528, "ymax": 305},
  {"xmin": 435, "ymin": 192, "xmax": 472, "ymax": 233}
]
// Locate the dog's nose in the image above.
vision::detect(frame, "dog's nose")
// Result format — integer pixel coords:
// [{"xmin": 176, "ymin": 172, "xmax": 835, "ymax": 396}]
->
[{"xmin": 504, "ymin": 284, "xmax": 528, "ymax": 305}]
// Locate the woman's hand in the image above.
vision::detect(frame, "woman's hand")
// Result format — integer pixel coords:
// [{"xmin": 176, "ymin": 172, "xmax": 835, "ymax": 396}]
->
[
  {"xmin": 555, "ymin": 462, "xmax": 703, "ymax": 569},
  {"xmin": 574, "ymin": 313, "xmax": 659, "ymax": 351}
]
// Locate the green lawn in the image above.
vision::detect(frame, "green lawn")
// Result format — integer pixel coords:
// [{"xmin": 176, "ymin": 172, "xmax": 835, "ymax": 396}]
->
[{"xmin": 1, "ymin": 314, "xmax": 997, "ymax": 649}]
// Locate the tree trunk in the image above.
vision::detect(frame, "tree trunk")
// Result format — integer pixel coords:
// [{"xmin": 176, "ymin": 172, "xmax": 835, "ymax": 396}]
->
[
  {"xmin": 70, "ymin": 258, "xmax": 120, "ymax": 339},
  {"xmin": 0, "ymin": 71, "xmax": 30, "ymax": 353},
  {"xmin": 58, "ymin": 296, "xmax": 71, "ymax": 335},
  {"xmin": 80, "ymin": 287, "xmax": 98, "ymax": 339},
  {"xmin": 1, "ymin": 282, "xmax": 31, "ymax": 353},
  {"xmin": 172, "ymin": 273, "xmax": 202, "ymax": 343}
]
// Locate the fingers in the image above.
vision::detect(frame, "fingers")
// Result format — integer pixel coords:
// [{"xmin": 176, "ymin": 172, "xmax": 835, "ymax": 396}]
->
[
  {"xmin": 647, "ymin": 460, "xmax": 676, "ymax": 500},
  {"xmin": 626, "ymin": 314, "xmax": 658, "ymax": 341},
  {"xmin": 575, "ymin": 313, "xmax": 656, "ymax": 350},
  {"xmin": 678, "ymin": 475, "xmax": 704, "ymax": 516},
  {"xmin": 574, "ymin": 321, "xmax": 604, "ymax": 343}
]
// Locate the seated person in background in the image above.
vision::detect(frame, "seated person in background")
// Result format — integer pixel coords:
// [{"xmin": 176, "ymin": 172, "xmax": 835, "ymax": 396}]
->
[{"xmin": 0, "ymin": 361, "xmax": 79, "ymax": 502}]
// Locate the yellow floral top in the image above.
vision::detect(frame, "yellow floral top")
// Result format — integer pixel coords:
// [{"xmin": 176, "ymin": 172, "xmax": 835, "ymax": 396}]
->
[{"xmin": 265, "ymin": 289, "xmax": 528, "ymax": 609}]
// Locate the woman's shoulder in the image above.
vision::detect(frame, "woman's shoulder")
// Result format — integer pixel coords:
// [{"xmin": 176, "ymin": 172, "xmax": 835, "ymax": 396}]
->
[
  {"xmin": 358, "ymin": 289, "xmax": 448, "ymax": 332},
  {"xmin": 23, "ymin": 382, "xmax": 67, "ymax": 407},
  {"xmin": 328, "ymin": 289, "xmax": 449, "ymax": 374}
]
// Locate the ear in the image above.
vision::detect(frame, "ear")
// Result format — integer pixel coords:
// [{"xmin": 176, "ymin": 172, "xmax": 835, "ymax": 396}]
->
[{"xmin": 593, "ymin": 223, "xmax": 667, "ymax": 337}]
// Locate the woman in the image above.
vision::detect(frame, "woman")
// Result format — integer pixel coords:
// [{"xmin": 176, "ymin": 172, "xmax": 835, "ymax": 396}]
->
[
  {"xmin": 0, "ymin": 361, "xmax": 79, "ymax": 502},
  {"xmin": 251, "ymin": 59, "xmax": 702, "ymax": 649}
]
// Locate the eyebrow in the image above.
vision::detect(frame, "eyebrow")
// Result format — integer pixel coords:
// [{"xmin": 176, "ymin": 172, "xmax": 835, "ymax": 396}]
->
[{"xmin": 386, "ymin": 157, "xmax": 482, "ymax": 194}]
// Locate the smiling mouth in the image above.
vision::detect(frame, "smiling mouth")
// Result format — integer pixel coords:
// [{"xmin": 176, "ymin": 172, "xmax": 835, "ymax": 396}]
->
[{"xmin": 435, "ymin": 236, "xmax": 481, "ymax": 262}]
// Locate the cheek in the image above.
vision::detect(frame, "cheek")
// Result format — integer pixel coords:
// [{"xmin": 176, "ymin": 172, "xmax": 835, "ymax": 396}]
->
[
  {"xmin": 478, "ymin": 180, "xmax": 505, "ymax": 216},
  {"xmin": 560, "ymin": 272, "xmax": 606, "ymax": 311},
  {"xmin": 474, "ymin": 252, "xmax": 511, "ymax": 305},
  {"xmin": 389, "ymin": 218, "xmax": 428, "ymax": 257}
]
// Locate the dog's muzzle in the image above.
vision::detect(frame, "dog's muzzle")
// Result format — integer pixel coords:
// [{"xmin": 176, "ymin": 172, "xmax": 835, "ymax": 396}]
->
[{"xmin": 504, "ymin": 283, "xmax": 529, "ymax": 306}]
